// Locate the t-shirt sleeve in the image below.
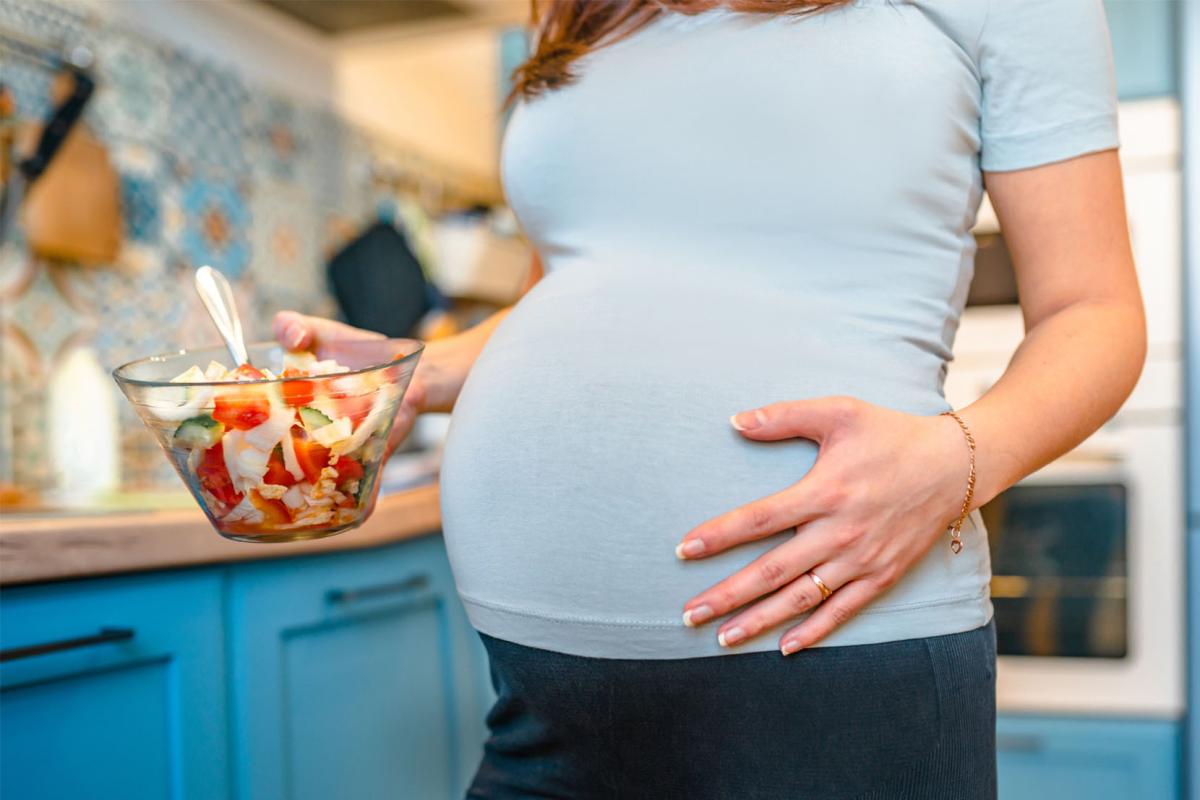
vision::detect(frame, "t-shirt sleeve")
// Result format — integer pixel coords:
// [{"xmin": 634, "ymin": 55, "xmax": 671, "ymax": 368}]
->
[{"xmin": 977, "ymin": 0, "xmax": 1119, "ymax": 172}]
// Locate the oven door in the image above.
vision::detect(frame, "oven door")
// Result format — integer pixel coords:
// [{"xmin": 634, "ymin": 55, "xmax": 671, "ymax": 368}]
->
[{"xmin": 991, "ymin": 424, "xmax": 1185, "ymax": 716}]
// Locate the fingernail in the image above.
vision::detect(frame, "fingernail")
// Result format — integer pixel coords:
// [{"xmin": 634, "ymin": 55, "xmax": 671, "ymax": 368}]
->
[
  {"xmin": 781, "ymin": 639, "xmax": 803, "ymax": 656},
  {"xmin": 730, "ymin": 410, "xmax": 764, "ymax": 431},
  {"xmin": 285, "ymin": 324, "xmax": 305, "ymax": 349},
  {"xmin": 682, "ymin": 604, "xmax": 713, "ymax": 627},
  {"xmin": 675, "ymin": 539, "xmax": 706, "ymax": 559},
  {"xmin": 718, "ymin": 626, "xmax": 746, "ymax": 647}
]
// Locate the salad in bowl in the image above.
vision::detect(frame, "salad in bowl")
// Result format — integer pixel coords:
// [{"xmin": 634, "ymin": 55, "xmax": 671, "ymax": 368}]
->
[{"xmin": 113, "ymin": 340, "xmax": 421, "ymax": 543}]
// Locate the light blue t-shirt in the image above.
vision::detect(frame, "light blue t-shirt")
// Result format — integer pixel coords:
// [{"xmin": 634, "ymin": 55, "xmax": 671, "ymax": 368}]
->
[{"xmin": 441, "ymin": 0, "xmax": 1119, "ymax": 659}]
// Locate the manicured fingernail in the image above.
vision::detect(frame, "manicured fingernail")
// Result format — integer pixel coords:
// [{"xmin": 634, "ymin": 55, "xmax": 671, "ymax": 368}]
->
[
  {"xmin": 718, "ymin": 626, "xmax": 746, "ymax": 647},
  {"xmin": 781, "ymin": 639, "xmax": 803, "ymax": 656},
  {"xmin": 682, "ymin": 604, "xmax": 713, "ymax": 627},
  {"xmin": 730, "ymin": 410, "xmax": 764, "ymax": 431},
  {"xmin": 675, "ymin": 539, "xmax": 706, "ymax": 559},
  {"xmin": 285, "ymin": 324, "xmax": 305, "ymax": 349}
]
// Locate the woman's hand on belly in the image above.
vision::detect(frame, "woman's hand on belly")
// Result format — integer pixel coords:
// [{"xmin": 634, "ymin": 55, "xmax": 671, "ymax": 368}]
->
[{"xmin": 676, "ymin": 397, "xmax": 968, "ymax": 655}]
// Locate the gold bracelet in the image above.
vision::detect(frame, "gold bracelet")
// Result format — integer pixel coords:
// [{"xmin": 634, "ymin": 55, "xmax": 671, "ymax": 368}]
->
[{"xmin": 939, "ymin": 410, "xmax": 976, "ymax": 554}]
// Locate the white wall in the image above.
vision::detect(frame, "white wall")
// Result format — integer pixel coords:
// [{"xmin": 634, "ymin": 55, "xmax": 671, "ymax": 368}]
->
[
  {"xmin": 96, "ymin": 0, "xmax": 337, "ymax": 105},
  {"xmin": 335, "ymin": 28, "xmax": 503, "ymax": 182}
]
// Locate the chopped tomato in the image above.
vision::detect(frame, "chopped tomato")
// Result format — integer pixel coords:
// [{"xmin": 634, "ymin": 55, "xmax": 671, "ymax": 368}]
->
[
  {"xmin": 264, "ymin": 448, "xmax": 298, "ymax": 487},
  {"xmin": 232, "ymin": 364, "xmax": 266, "ymax": 381},
  {"xmin": 292, "ymin": 436, "xmax": 331, "ymax": 483},
  {"xmin": 280, "ymin": 368, "xmax": 315, "ymax": 407},
  {"xmin": 197, "ymin": 443, "xmax": 242, "ymax": 511},
  {"xmin": 213, "ymin": 387, "xmax": 271, "ymax": 430},
  {"xmin": 330, "ymin": 393, "xmax": 372, "ymax": 430},
  {"xmin": 333, "ymin": 456, "xmax": 364, "ymax": 484},
  {"xmin": 248, "ymin": 490, "xmax": 291, "ymax": 526}
]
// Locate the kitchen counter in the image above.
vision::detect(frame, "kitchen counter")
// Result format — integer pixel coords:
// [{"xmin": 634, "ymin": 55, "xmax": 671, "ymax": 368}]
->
[{"xmin": 0, "ymin": 483, "xmax": 442, "ymax": 586}]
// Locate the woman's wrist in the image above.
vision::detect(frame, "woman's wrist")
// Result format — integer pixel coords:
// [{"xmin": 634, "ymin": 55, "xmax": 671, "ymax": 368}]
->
[
  {"xmin": 947, "ymin": 404, "xmax": 1022, "ymax": 510},
  {"xmin": 418, "ymin": 307, "xmax": 514, "ymax": 414},
  {"xmin": 410, "ymin": 338, "xmax": 468, "ymax": 414}
]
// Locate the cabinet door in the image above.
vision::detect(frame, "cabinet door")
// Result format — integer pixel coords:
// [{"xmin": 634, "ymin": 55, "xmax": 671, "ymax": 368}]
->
[
  {"xmin": 0, "ymin": 570, "xmax": 230, "ymax": 800},
  {"xmin": 227, "ymin": 535, "xmax": 490, "ymax": 800},
  {"xmin": 1104, "ymin": 0, "xmax": 1178, "ymax": 100},
  {"xmin": 997, "ymin": 715, "xmax": 1181, "ymax": 800}
]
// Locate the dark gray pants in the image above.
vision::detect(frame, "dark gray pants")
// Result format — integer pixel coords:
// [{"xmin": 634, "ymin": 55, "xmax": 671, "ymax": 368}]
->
[{"xmin": 468, "ymin": 622, "xmax": 997, "ymax": 799}]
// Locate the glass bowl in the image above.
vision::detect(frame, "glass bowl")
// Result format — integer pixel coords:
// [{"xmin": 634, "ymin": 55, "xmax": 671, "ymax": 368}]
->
[{"xmin": 113, "ymin": 340, "xmax": 422, "ymax": 543}]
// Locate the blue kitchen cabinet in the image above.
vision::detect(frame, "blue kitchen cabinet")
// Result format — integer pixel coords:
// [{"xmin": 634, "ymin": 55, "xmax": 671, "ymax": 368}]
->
[
  {"xmin": 226, "ymin": 535, "xmax": 491, "ymax": 800},
  {"xmin": 1104, "ymin": 0, "xmax": 1179, "ymax": 99},
  {"xmin": 0, "ymin": 570, "xmax": 230, "ymax": 800},
  {"xmin": 997, "ymin": 715, "xmax": 1181, "ymax": 800}
]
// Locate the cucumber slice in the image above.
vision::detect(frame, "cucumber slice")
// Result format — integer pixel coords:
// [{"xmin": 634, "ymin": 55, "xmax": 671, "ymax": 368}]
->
[
  {"xmin": 173, "ymin": 415, "xmax": 224, "ymax": 450},
  {"xmin": 298, "ymin": 406, "xmax": 333, "ymax": 431}
]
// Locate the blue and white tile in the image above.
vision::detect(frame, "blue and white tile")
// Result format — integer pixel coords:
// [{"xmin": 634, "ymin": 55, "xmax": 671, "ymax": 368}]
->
[
  {"xmin": 165, "ymin": 49, "xmax": 249, "ymax": 172},
  {"xmin": 0, "ymin": 327, "xmax": 52, "ymax": 486},
  {"xmin": 245, "ymin": 92, "xmax": 317, "ymax": 185},
  {"xmin": 73, "ymin": 251, "xmax": 186, "ymax": 369},
  {"xmin": 163, "ymin": 170, "xmax": 251, "ymax": 279},
  {"xmin": 1, "ymin": 53, "xmax": 53, "ymax": 121},
  {"xmin": 0, "ymin": 229, "xmax": 38, "ymax": 301},
  {"xmin": 1, "ymin": 264, "xmax": 95, "ymax": 370},
  {"xmin": 91, "ymin": 24, "xmax": 171, "ymax": 145},
  {"xmin": 246, "ymin": 178, "xmax": 329, "ymax": 328},
  {"xmin": 0, "ymin": 0, "xmax": 90, "ymax": 49},
  {"xmin": 112, "ymin": 142, "xmax": 165, "ymax": 249}
]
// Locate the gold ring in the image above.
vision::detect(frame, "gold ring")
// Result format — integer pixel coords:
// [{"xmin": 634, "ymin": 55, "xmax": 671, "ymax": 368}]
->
[{"xmin": 809, "ymin": 572, "xmax": 834, "ymax": 601}]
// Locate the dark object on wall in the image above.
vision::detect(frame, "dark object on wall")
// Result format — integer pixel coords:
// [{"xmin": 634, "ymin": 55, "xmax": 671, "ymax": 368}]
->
[
  {"xmin": 327, "ymin": 221, "xmax": 433, "ymax": 338},
  {"xmin": 968, "ymin": 232, "xmax": 1019, "ymax": 307},
  {"xmin": 0, "ymin": 61, "xmax": 99, "ymax": 249}
]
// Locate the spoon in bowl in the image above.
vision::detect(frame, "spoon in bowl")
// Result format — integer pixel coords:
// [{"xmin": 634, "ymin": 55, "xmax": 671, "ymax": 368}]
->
[{"xmin": 194, "ymin": 265, "xmax": 251, "ymax": 368}]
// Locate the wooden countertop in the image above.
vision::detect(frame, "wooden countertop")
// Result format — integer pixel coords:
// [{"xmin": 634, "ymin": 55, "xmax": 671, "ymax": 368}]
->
[{"xmin": 0, "ymin": 484, "xmax": 442, "ymax": 586}]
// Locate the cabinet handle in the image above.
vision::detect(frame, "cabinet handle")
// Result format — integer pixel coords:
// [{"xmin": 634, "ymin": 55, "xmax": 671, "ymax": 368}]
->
[
  {"xmin": 326, "ymin": 574, "xmax": 431, "ymax": 606},
  {"xmin": 0, "ymin": 627, "xmax": 135, "ymax": 663},
  {"xmin": 996, "ymin": 734, "xmax": 1044, "ymax": 753}
]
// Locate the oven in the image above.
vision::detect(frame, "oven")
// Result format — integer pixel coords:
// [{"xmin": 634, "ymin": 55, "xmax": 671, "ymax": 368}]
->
[{"xmin": 947, "ymin": 350, "xmax": 1184, "ymax": 717}]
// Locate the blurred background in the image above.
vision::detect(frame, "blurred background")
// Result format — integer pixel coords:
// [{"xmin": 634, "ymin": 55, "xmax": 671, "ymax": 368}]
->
[
  {"xmin": 0, "ymin": 0, "xmax": 539, "ymax": 506},
  {"xmin": 0, "ymin": 1, "xmax": 1194, "ymax": 799}
]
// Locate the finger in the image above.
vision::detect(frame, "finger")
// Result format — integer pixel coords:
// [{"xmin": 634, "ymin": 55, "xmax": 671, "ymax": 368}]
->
[
  {"xmin": 676, "ymin": 484, "xmax": 823, "ymax": 559},
  {"xmin": 779, "ymin": 576, "xmax": 880, "ymax": 655},
  {"xmin": 273, "ymin": 311, "xmax": 315, "ymax": 350},
  {"xmin": 713, "ymin": 562, "xmax": 854, "ymax": 647},
  {"xmin": 682, "ymin": 533, "xmax": 834, "ymax": 628},
  {"xmin": 272, "ymin": 311, "xmax": 385, "ymax": 352},
  {"xmin": 730, "ymin": 396, "xmax": 861, "ymax": 443}
]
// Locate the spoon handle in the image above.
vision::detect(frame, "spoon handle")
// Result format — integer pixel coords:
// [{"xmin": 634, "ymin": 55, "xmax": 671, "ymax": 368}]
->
[{"xmin": 194, "ymin": 265, "xmax": 251, "ymax": 367}]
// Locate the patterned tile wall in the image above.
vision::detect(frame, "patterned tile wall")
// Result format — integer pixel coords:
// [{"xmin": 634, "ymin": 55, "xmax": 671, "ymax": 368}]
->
[{"xmin": 0, "ymin": 0, "xmax": 413, "ymax": 497}]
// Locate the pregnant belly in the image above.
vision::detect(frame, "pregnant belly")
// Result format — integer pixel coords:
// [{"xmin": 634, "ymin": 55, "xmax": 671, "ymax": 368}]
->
[{"xmin": 439, "ymin": 280, "xmax": 951, "ymax": 626}]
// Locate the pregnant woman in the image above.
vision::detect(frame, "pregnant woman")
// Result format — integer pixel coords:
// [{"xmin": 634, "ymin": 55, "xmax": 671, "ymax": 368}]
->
[{"xmin": 277, "ymin": 1, "xmax": 1145, "ymax": 796}]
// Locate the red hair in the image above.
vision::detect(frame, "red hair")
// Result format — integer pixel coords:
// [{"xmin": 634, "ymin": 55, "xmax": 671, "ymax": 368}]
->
[{"xmin": 510, "ymin": 0, "xmax": 853, "ymax": 101}]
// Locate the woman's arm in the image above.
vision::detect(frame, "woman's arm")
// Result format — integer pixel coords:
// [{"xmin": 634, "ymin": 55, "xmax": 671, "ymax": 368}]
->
[
  {"xmin": 676, "ymin": 149, "xmax": 1146, "ymax": 653},
  {"xmin": 960, "ymin": 150, "xmax": 1146, "ymax": 504}
]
